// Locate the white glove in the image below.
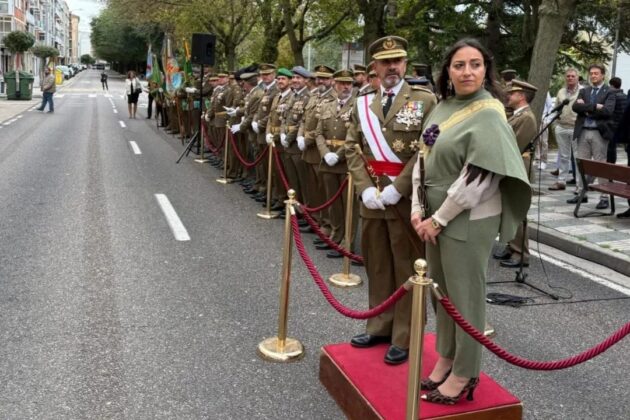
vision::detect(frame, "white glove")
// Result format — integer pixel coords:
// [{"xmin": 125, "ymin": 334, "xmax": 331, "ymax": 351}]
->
[
  {"xmin": 324, "ymin": 152, "xmax": 339, "ymax": 166},
  {"xmin": 280, "ymin": 133, "xmax": 289, "ymax": 148},
  {"xmin": 252, "ymin": 121, "xmax": 259, "ymax": 134},
  {"xmin": 230, "ymin": 123, "xmax": 241, "ymax": 134},
  {"xmin": 158, "ymin": 88, "xmax": 164, "ymax": 93},
  {"xmin": 297, "ymin": 136, "xmax": 306, "ymax": 151},
  {"xmin": 380, "ymin": 185, "xmax": 402, "ymax": 206},
  {"xmin": 361, "ymin": 187, "xmax": 385, "ymax": 210},
  {"xmin": 225, "ymin": 107, "xmax": 237, "ymax": 117},
  {"xmin": 204, "ymin": 112, "xmax": 211, "ymax": 122},
  {"xmin": 265, "ymin": 133, "xmax": 274, "ymax": 145}
]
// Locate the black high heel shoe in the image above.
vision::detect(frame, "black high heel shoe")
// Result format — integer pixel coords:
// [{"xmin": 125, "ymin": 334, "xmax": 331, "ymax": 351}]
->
[
  {"xmin": 420, "ymin": 368, "xmax": 451, "ymax": 391},
  {"xmin": 421, "ymin": 377, "xmax": 480, "ymax": 405}
]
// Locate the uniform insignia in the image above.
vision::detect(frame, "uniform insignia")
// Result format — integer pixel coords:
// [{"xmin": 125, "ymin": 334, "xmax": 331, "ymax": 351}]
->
[
  {"xmin": 395, "ymin": 101, "xmax": 424, "ymax": 128},
  {"xmin": 340, "ymin": 109, "xmax": 352, "ymax": 122},
  {"xmin": 383, "ymin": 38, "xmax": 396, "ymax": 50},
  {"xmin": 392, "ymin": 139, "xmax": 405, "ymax": 152},
  {"xmin": 410, "ymin": 139, "xmax": 422, "ymax": 152}
]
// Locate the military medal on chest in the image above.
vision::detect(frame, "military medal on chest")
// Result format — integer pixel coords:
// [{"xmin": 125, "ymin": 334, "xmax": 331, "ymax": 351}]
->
[{"xmin": 395, "ymin": 101, "xmax": 424, "ymax": 129}]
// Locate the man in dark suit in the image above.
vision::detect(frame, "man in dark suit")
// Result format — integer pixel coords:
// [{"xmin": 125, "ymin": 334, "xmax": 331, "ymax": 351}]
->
[
  {"xmin": 567, "ymin": 64, "xmax": 617, "ymax": 209},
  {"xmin": 614, "ymin": 95, "xmax": 630, "ymax": 218},
  {"xmin": 606, "ymin": 77, "xmax": 627, "ymax": 164}
]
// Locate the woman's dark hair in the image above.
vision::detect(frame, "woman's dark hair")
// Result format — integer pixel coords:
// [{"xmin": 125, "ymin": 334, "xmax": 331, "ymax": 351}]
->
[
  {"xmin": 436, "ymin": 38, "xmax": 503, "ymax": 101},
  {"xmin": 127, "ymin": 70, "xmax": 135, "ymax": 79}
]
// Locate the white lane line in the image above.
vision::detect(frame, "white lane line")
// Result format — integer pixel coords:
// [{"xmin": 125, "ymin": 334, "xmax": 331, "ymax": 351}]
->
[
  {"xmin": 129, "ymin": 141, "xmax": 142, "ymax": 155},
  {"xmin": 154, "ymin": 194, "xmax": 191, "ymax": 241},
  {"xmin": 88, "ymin": 94, "xmax": 97, "ymax": 98},
  {"xmin": 113, "ymin": 109, "xmax": 118, "ymax": 114},
  {"xmin": 56, "ymin": 94, "xmax": 65, "ymax": 98},
  {"xmin": 3, "ymin": 118, "xmax": 17, "ymax": 126},
  {"xmin": 17, "ymin": 115, "xmax": 23, "ymax": 119},
  {"xmin": 119, "ymin": 120, "xmax": 126, "ymax": 128}
]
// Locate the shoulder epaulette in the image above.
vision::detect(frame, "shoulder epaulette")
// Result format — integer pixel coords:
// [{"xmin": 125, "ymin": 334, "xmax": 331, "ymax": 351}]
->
[
  {"xmin": 410, "ymin": 85, "xmax": 434, "ymax": 94},
  {"xmin": 358, "ymin": 87, "xmax": 376, "ymax": 97}
]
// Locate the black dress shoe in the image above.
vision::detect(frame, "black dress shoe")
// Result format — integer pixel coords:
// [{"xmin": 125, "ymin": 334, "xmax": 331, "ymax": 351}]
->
[
  {"xmin": 384, "ymin": 345, "xmax": 409, "ymax": 365},
  {"xmin": 270, "ymin": 203, "xmax": 284, "ymax": 211},
  {"xmin": 313, "ymin": 237, "xmax": 325, "ymax": 245},
  {"xmin": 595, "ymin": 199, "xmax": 609, "ymax": 210},
  {"xmin": 566, "ymin": 178, "xmax": 576, "ymax": 185},
  {"xmin": 315, "ymin": 242, "xmax": 332, "ymax": 250},
  {"xmin": 255, "ymin": 196, "xmax": 267, "ymax": 203},
  {"xmin": 350, "ymin": 333, "xmax": 391, "ymax": 348},
  {"xmin": 617, "ymin": 209, "xmax": 630, "ymax": 218},
  {"xmin": 299, "ymin": 225, "xmax": 313, "ymax": 233},
  {"xmin": 492, "ymin": 247, "xmax": 512, "ymax": 260},
  {"xmin": 351, "ymin": 259, "xmax": 364, "ymax": 267},
  {"xmin": 500, "ymin": 259, "xmax": 529, "ymax": 268},
  {"xmin": 567, "ymin": 195, "xmax": 587, "ymax": 204},
  {"xmin": 326, "ymin": 250, "xmax": 343, "ymax": 258},
  {"xmin": 298, "ymin": 219, "xmax": 308, "ymax": 227},
  {"xmin": 243, "ymin": 188, "xmax": 258, "ymax": 195}
]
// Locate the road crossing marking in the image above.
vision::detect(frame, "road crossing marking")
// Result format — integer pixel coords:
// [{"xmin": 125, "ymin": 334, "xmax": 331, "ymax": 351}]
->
[
  {"xmin": 129, "ymin": 141, "xmax": 142, "ymax": 155},
  {"xmin": 56, "ymin": 94, "xmax": 65, "ymax": 98},
  {"xmin": 88, "ymin": 94, "xmax": 97, "ymax": 98},
  {"xmin": 113, "ymin": 109, "xmax": 118, "ymax": 114},
  {"xmin": 154, "ymin": 194, "xmax": 191, "ymax": 241},
  {"xmin": 119, "ymin": 120, "xmax": 126, "ymax": 128}
]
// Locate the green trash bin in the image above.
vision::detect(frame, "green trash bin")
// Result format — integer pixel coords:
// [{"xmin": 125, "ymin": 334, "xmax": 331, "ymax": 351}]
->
[{"xmin": 4, "ymin": 71, "xmax": 34, "ymax": 100}]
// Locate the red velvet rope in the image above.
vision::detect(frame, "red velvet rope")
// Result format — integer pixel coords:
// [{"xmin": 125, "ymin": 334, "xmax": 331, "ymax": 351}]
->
[
  {"xmin": 201, "ymin": 123, "xmax": 224, "ymax": 155},
  {"xmin": 300, "ymin": 178, "xmax": 349, "ymax": 213},
  {"xmin": 291, "ymin": 215, "xmax": 407, "ymax": 319},
  {"xmin": 272, "ymin": 146, "xmax": 291, "ymax": 190},
  {"xmin": 299, "ymin": 210, "xmax": 364, "ymax": 263},
  {"xmin": 227, "ymin": 131, "xmax": 269, "ymax": 168},
  {"xmin": 438, "ymin": 296, "xmax": 630, "ymax": 370}
]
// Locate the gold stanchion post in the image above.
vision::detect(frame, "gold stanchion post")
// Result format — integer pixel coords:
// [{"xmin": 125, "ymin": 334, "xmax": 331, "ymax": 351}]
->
[
  {"xmin": 217, "ymin": 129, "xmax": 234, "ymax": 183},
  {"xmin": 258, "ymin": 189, "xmax": 305, "ymax": 362},
  {"xmin": 405, "ymin": 259, "xmax": 431, "ymax": 420},
  {"xmin": 329, "ymin": 172, "xmax": 362, "ymax": 287},
  {"xmin": 257, "ymin": 142, "xmax": 280, "ymax": 219}
]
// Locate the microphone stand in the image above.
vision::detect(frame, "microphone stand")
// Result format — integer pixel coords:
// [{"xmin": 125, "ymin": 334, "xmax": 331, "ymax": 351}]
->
[{"xmin": 490, "ymin": 107, "xmax": 565, "ymax": 300}]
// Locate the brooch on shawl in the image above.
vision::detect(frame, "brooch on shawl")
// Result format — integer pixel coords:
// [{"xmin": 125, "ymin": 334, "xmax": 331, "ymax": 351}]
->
[{"xmin": 421, "ymin": 124, "xmax": 440, "ymax": 153}]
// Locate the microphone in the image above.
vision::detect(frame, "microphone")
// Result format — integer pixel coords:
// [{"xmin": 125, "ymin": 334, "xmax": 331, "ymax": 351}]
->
[{"xmin": 545, "ymin": 98, "xmax": 570, "ymax": 117}]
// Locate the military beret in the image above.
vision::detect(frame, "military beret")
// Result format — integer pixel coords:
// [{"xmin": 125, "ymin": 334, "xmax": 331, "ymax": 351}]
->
[
  {"xmin": 259, "ymin": 63, "xmax": 276, "ymax": 74},
  {"xmin": 501, "ymin": 69, "xmax": 517, "ymax": 75},
  {"xmin": 291, "ymin": 66, "xmax": 311, "ymax": 78},
  {"xmin": 314, "ymin": 64, "xmax": 335, "ymax": 78},
  {"xmin": 240, "ymin": 72, "xmax": 258, "ymax": 83},
  {"xmin": 353, "ymin": 64, "xmax": 366, "ymax": 74},
  {"xmin": 277, "ymin": 67, "xmax": 293, "ymax": 78},
  {"xmin": 333, "ymin": 69, "xmax": 354, "ymax": 82},
  {"xmin": 412, "ymin": 63, "xmax": 428, "ymax": 70},
  {"xmin": 406, "ymin": 76, "xmax": 430, "ymax": 86},
  {"xmin": 505, "ymin": 79, "xmax": 538, "ymax": 94},
  {"xmin": 369, "ymin": 36, "xmax": 408, "ymax": 60}
]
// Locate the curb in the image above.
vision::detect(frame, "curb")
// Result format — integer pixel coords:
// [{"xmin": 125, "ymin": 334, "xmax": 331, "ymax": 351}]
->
[{"xmin": 529, "ymin": 222, "xmax": 630, "ymax": 277}]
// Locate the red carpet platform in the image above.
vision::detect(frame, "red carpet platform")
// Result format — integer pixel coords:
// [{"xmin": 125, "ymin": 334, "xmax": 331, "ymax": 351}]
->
[{"xmin": 320, "ymin": 334, "xmax": 522, "ymax": 419}]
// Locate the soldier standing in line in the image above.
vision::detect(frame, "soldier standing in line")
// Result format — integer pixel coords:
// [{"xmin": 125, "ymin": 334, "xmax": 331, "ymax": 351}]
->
[
  {"xmin": 353, "ymin": 64, "xmax": 369, "ymax": 95},
  {"xmin": 230, "ymin": 72, "xmax": 263, "ymax": 191},
  {"xmin": 297, "ymin": 65, "xmax": 337, "ymax": 242},
  {"xmin": 265, "ymin": 67, "xmax": 294, "ymax": 211},
  {"xmin": 281, "ymin": 66, "xmax": 313, "ymax": 206},
  {"xmin": 411, "ymin": 62, "xmax": 434, "ymax": 90},
  {"xmin": 315, "ymin": 69, "xmax": 359, "ymax": 258},
  {"xmin": 345, "ymin": 36, "xmax": 437, "ymax": 365},
  {"xmin": 252, "ymin": 64, "xmax": 279, "ymax": 203},
  {"xmin": 226, "ymin": 72, "xmax": 245, "ymax": 180},
  {"xmin": 367, "ymin": 63, "xmax": 380, "ymax": 91},
  {"xmin": 206, "ymin": 73, "xmax": 232, "ymax": 165},
  {"xmin": 493, "ymin": 80, "xmax": 538, "ymax": 269}
]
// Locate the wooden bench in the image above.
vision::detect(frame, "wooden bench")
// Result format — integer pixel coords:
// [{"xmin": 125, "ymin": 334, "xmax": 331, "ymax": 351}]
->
[{"xmin": 574, "ymin": 158, "xmax": 630, "ymax": 217}]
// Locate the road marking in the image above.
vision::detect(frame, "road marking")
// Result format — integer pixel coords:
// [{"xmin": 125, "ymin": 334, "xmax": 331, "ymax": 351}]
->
[
  {"xmin": 154, "ymin": 194, "xmax": 190, "ymax": 241},
  {"xmin": 104, "ymin": 94, "xmax": 112, "ymax": 98},
  {"xmin": 57, "ymin": 94, "xmax": 65, "ymax": 98},
  {"xmin": 3, "ymin": 118, "xmax": 17, "ymax": 126},
  {"xmin": 129, "ymin": 141, "xmax": 142, "ymax": 154},
  {"xmin": 17, "ymin": 115, "xmax": 23, "ymax": 119},
  {"xmin": 119, "ymin": 120, "xmax": 126, "ymax": 128},
  {"xmin": 89, "ymin": 94, "xmax": 97, "ymax": 98},
  {"xmin": 113, "ymin": 109, "xmax": 118, "ymax": 114}
]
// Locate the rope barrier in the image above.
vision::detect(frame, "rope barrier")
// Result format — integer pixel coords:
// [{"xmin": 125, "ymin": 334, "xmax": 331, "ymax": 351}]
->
[
  {"xmin": 438, "ymin": 295, "xmax": 630, "ymax": 370},
  {"xmin": 300, "ymin": 178, "xmax": 349, "ymax": 213},
  {"xmin": 272, "ymin": 145, "xmax": 291, "ymax": 190},
  {"xmin": 201, "ymin": 123, "xmax": 224, "ymax": 155},
  {"xmin": 299, "ymin": 210, "xmax": 364, "ymax": 263},
  {"xmin": 228, "ymin": 132, "xmax": 269, "ymax": 168},
  {"xmin": 291, "ymin": 215, "xmax": 406, "ymax": 318}
]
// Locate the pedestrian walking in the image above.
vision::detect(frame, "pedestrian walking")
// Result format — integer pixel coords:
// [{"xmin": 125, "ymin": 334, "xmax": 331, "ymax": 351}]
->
[
  {"xmin": 125, "ymin": 71, "xmax": 141, "ymax": 119},
  {"xmin": 101, "ymin": 71, "xmax": 108, "ymax": 91},
  {"xmin": 36, "ymin": 68, "xmax": 55, "ymax": 113}
]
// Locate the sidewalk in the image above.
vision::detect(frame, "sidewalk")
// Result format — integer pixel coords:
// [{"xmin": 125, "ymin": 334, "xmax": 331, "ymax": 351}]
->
[{"xmin": 528, "ymin": 151, "xmax": 630, "ymax": 276}]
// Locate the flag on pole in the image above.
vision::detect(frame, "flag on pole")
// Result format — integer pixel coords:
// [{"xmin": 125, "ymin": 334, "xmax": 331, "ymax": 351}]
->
[
  {"xmin": 150, "ymin": 54, "xmax": 163, "ymax": 86},
  {"xmin": 162, "ymin": 34, "xmax": 181, "ymax": 93},
  {"xmin": 146, "ymin": 44, "xmax": 153, "ymax": 79}
]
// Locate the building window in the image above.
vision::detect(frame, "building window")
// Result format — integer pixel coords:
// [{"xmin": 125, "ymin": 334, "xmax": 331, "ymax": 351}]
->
[{"xmin": 0, "ymin": 1, "xmax": 9, "ymax": 15}]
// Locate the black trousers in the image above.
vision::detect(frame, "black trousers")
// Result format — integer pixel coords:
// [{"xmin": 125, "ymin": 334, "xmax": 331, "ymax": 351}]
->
[{"xmin": 147, "ymin": 95, "xmax": 154, "ymax": 118}]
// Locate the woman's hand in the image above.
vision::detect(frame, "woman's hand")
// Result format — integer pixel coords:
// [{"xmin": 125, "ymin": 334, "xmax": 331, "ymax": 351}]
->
[{"xmin": 411, "ymin": 215, "xmax": 442, "ymax": 245}]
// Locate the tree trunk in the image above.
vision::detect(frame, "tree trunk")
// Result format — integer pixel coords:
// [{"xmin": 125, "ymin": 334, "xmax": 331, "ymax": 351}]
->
[
  {"xmin": 527, "ymin": 0, "xmax": 578, "ymax": 122},
  {"xmin": 359, "ymin": 0, "xmax": 387, "ymax": 57},
  {"xmin": 225, "ymin": 42, "xmax": 236, "ymax": 70},
  {"xmin": 485, "ymin": 0, "xmax": 504, "ymax": 56},
  {"xmin": 280, "ymin": 0, "xmax": 304, "ymax": 66}
]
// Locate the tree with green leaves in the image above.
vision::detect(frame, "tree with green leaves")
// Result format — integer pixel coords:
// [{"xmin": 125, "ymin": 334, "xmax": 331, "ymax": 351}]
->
[
  {"xmin": 80, "ymin": 54, "xmax": 96, "ymax": 65},
  {"xmin": 91, "ymin": 8, "xmax": 148, "ymax": 72},
  {"xmin": 4, "ymin": 31, "xmax": 35, "ymax": 71},
  {"xmin": 31, "ymin": 44, "xmax": 59, "ymax": 82}
]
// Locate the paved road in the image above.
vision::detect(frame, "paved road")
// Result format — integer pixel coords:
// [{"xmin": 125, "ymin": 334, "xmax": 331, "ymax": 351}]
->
[{"xmin": 0, "ymin": 70, "xmax": 628, "ymax": 419}]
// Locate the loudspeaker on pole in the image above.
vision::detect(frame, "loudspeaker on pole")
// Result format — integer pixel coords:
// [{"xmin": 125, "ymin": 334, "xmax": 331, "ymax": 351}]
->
[{"xmin": 191, "ymin": 33, "xmax": 216, "ymax": 66}]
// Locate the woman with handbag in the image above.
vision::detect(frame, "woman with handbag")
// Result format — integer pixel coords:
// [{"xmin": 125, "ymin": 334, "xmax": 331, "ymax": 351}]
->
[
  {"xmin": 125, "ymin": 71, "xmax": 142, "ymax": 119},
  {"xmin": 410, "ymin": 38, "xmax": 531, "ymax": 405}
]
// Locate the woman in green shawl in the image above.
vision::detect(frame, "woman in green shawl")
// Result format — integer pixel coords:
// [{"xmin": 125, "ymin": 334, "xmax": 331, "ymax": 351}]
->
[{"xmin": 411, "ymin": 39, "xmax": 531, "ymax": 405}]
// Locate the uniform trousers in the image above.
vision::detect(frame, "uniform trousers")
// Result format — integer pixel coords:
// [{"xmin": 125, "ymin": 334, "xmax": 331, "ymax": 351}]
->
[
  {"xmin": 428, "ymin": 215, "xmax": 500, "ymax": 378},
  {"xmin": 212, "ymin": 126, "xmax": 227, "ymax": 156},
  {"xmin": 255, "ymin": 133, "xmax": 268, "ymax": 193},
  {"xmin": 226, "ymin": 130, "xmax": 243, "ymax": 179},
  {"xmin": 272, "ymin": 143, "xmax": 288, "ymax": 202},
  {"xmin": 363, "ymin": 213, "xmax": 420, "ymax": 348},
  {"xmin": 282, "ymin": 152, "xmax": 305, "ymax": 203},
  {"xmin": 554, "ymin": 124, "xmax": 574, "ymax": 183},
  {"xmin": 321, "ymin": 171, "xmax": 358, "ymax": 245},
  {"xmin": 573, "ymin": 128, "xmax": 608, "ymax": 197}
]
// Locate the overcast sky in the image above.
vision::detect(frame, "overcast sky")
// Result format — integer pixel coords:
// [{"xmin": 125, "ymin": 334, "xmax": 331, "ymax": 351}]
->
[{"xmin": 66, "ymin": 0, "xmax": 104, "ymax": 55}]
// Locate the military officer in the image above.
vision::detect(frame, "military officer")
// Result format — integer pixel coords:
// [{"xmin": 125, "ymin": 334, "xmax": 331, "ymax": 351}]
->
[
  {"xmin": 252, "ymin": 64, "xmax": 280, "ymax": 202},
  {"xmin": 226, "ymin": 72, "xmax": 245, "ymax": 180},
  {"xmin": 493, "ymin": 80, "xmax": 538, "ymax": 269},
  {"xmin": 297, "ymin": 64, "xmax": 337, "ymax": 240},
  {"xmin": 345, "ymin": 35, "xmax": 437, "ymax": 365},
  {"xmin": 281, "ymin": 66, "xmax": 312, "ymax": 205},
  {"xmin": 367, "ymin": 62, "xmax": 380, "ymax": 91},
  {"xmin": 206, "ymin": 72, "xmax": 233, "ymax": 165},
  {"xmin": 411, "ymin": 62, "xmax": 433, "ymax": 90},
  {"xmin": 315, "ymin": 69, "xmax": 359, "ymax": 257},
  {"xmin": 353, "ymin": 64, "xmax": 370, "ymax": 95},
  {"xmin": 265, "ymin": 67, "xmax": 294, "ymax": 209}
]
